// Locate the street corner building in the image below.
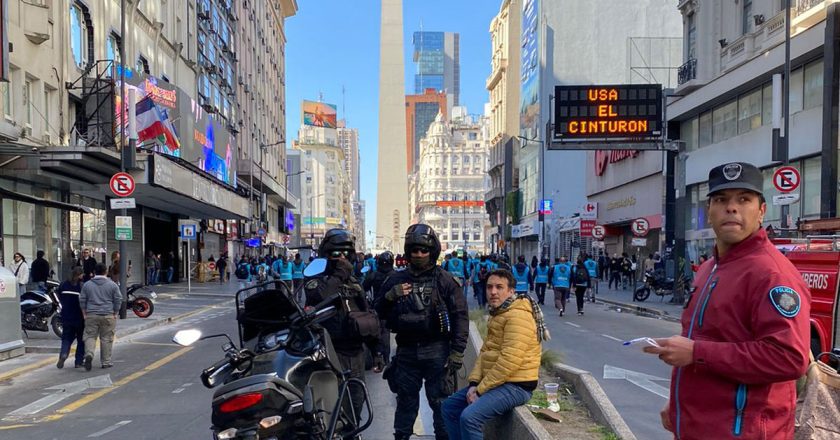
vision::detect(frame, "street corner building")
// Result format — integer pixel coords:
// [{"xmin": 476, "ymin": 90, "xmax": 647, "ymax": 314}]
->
[{"xmin": 0, "ymin": 0, "xmax": 300, "ymax": 318}]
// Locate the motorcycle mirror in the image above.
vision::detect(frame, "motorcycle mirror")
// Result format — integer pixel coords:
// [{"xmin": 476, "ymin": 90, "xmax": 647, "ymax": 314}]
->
[
  {"xmin": 303, "ymin": 258, "xmax": 327, "ymax": 277},
  {"xmin": 172, "ymin": 329, "xmax": 203, "ymax": 346},
  {"xmin": 361, "ymin": 266, "xmax": 370, "ymax": 274}
]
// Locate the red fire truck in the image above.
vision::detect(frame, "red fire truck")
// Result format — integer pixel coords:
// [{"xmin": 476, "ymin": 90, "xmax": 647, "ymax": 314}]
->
[{"xmin": 772, "ymin": 236, "xmax": 840, "ymax": 357}]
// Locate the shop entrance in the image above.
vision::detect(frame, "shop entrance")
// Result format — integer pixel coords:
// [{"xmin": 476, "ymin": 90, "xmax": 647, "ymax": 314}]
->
[{"xmin": 143, "ymin": 216, "xmax": 179, "ymax": 283}]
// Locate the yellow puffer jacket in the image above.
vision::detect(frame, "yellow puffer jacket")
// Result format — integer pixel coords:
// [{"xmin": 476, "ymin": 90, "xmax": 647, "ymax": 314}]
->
[{"xmin": 468, "ymin": 297, "xmax": 542, "ymax": 395}]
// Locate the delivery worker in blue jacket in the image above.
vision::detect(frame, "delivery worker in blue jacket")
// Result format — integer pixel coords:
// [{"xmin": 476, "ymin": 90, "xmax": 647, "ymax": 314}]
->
[{"xmin": 549, "ymin": 256, "xmax": 572, "ymax": 316}]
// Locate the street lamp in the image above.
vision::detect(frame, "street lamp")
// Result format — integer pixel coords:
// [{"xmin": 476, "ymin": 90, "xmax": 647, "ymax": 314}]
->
[
  {"xmin": 369, "ymin": 230, "xmax": 394, "ymax": 249},
  {"xmin": 517, "ymin": 135, "xmax": 547, "ymax": 260}
]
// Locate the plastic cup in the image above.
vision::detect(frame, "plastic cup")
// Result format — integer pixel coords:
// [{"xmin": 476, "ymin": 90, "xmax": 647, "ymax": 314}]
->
[{"xmin": 544, "ymin": 382, "xmax": 559, "ymax": 403}]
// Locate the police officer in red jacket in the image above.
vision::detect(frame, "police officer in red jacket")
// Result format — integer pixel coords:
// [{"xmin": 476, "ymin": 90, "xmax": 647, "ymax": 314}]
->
[{"xmin": 645, "ymin": 162, "xmax": 810, "ymax": 440}]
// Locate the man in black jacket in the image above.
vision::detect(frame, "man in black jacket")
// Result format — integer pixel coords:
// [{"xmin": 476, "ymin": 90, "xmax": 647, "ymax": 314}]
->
[
  {"xmin": 304, "ymin": 228, "xmax": 376, "ymax": 422},
  {"xmin": 363, "ymin": 251, "xmax": 395, "ymax": 372},
  {"xmin": 376, "ymin": 224, "xmax": 469, "ymax": 440},
  {"xmin": 30, "ymin": 250, "xmax": 51, "ymax": 290},
  {"xmin": 77, "ymin": 249, "xmax": 97, "ymax": 282}
]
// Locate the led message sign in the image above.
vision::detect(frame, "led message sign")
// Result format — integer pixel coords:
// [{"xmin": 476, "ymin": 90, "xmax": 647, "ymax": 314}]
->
[{"xmin": 553, "ymin": 84, "xmax": 662, "ymax": 142}]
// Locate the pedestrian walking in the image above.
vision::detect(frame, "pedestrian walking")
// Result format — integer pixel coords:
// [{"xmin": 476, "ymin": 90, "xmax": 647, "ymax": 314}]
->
[
  {"xmin": 620, "ymin": 253, "xmax": 632, "ymax": 289},
  {"xmin": 584, "ymin": 253, "xmax": 598, "ymax": 302},
  {"xmin": 598, "ymin": 252, "xmax": 608, "ymax": 281},
  {"xmin": 549, "ymin": 257, "xmax": 571, "ymax": 317},
  {"xmin": 608, "ymin": 254, "xmax": 621, "ymax": 289},
  {"xmin": 376, "ymin": 224, "xmax": 469, "ymax": 440},
  {"xmin": 80, "ymin": 263, "xmax": 122, "ymax": 370},
  {"xmin": 291, "ymin": 253, "xmax": 306, "ymax": 290},
  {"xmin": 570, "ymin": 258, "xmax": 591, "ymax": 316},
  {"xmin": 533, "ymin": 258, "xmax": 550, "ymax": 305},
  {"xmin": 217, "ymin": 254, "xmax": 228, "ymax": 284},
  {"xmin": 57, "ymin": 267, "xmax": 85, "ymax": 369},
  {"xmin": 166, "ymin": 251, "xmax": 176, "ymax": 283},
  {"xmin": 145, "ymin": 251, "xmax": 156, "ymax": 286},
  {"xmin": 644, "ymin": 162, "xmax": 811, "ymax": 439},
  {"xmin": 442, "ymin": 269, "xmax": 547, "ymax": 439},
  {"xmin": 153, "ymin": 253, "xmax": 162, "ymax": 284},
  {"xmin": 107, "ymin": 250, "xmax": 131, "ymax": 285},
  {"xmin": 9, "ymin": 252, "xmax": 29, "ymax": 295},
  {"xmin": 511, "ymin": 255, "xmax": 532, "ymax": 294},
  {"xmin": 30, "ymin": 250, "xmax": 50, "ymax": 291},
  {"xmin": 472, "ymin": 255, "xmax": 493, "ymax": 308}
]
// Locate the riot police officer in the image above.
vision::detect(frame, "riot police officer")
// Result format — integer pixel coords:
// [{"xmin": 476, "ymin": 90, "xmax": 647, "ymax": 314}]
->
[
  {"xmin": 363, "ymin": 251, "xmax": 396, "ymax": 372},
  {"xmin": 304, "ymin": 228, "xmax": 378, "ymax": 422},
  {"xmin": 377, "ymin": 224, "xmax": 469, "ymax": 440}
]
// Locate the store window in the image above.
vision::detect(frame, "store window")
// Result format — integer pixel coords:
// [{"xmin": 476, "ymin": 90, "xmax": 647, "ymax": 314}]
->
[
  {"xmin": 681, "ymin": 117, "xmax": 698, "ymax": 152},
  {"xmin": 761, "ymin": 83, "xmax": 772, "ymax": 126}
]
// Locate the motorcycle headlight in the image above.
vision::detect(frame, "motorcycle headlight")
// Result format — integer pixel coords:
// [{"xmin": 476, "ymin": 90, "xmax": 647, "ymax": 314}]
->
[{"xmin": 216, "ymin": 427, "xmax": 237, "ymax": 439}]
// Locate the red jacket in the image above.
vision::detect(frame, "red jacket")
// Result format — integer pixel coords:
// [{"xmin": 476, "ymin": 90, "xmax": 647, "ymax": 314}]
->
[{"xmin": 668, "ymin": 229, "xmax": 810, "ymax": 439}]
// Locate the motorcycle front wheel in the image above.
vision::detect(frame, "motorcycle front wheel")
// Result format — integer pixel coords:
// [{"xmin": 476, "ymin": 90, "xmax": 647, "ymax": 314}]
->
[
  {"xmin": 51, "ymin": 314, "xmax": 63, "ymax": 338},
  {"xmin": 634, "ymin": 287, "xmax": 650, "ymax": 302},
  {"xmin": 131, "ymin": 297, "xmax": 154, "ymax": 318}
]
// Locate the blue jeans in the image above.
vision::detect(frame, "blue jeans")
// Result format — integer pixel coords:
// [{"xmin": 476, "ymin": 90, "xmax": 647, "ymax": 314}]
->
[
  {"xmin": 59, "ymin": 320, "xmax": 86, "ymax": 366},
  {"xmin": 442, "ymin": 383, "xmax": 532, "ymax": 440},
  {"xmin": 167, "ymin": 266, "xmax": 174, "ymax": 283}
]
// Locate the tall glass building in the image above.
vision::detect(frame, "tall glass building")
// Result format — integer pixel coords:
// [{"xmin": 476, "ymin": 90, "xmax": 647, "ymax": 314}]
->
[{"xmin": 413, "ymin": 31, "xmax": 460, "ymax": 106}]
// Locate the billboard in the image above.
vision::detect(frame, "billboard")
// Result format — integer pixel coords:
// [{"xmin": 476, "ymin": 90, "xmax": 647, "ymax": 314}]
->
[
  {"xmin": 116, "ymin": 68, "xmax": 237, "ymax": 188},
  {"xmin": 553, "ymin": 84, "xmax": 662, "ymax": 142},
  {"xmin": 519, "ymin": 0, "xmax": 540, "ymax": 140},
  {"xmin": 302, "ymin": 100, "xmax": 337, "ymax": 128}
]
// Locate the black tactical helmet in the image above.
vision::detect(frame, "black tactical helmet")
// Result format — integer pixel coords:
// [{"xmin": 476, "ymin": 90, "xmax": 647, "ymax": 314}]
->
[
  {"xmin": 376, "ymin": 251, "xmax": 395, "ymax": 268},
  {"xmin": 404, "ymin": 223, "xmax": 441, "ymax": 262},
  {"xmin": 318, "ymin": 228, "xmax": 356, "ymax": 261}
]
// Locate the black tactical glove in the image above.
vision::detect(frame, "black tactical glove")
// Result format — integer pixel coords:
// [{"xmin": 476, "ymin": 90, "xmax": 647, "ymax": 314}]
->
[{"xmin": 447, "ymin": 351, "xmax": 464, "ymax": 371}]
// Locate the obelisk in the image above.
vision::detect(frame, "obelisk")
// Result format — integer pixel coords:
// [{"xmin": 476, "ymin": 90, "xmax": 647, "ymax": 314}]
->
[{"xmin": 375, "ymin": 0, "xmax": 409, "ymax": 251}]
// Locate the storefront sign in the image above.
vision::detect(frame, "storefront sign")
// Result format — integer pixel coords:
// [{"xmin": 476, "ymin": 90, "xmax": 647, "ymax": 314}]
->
[
  {"xmin": 607, "ymin": 196, "xmax": 637, "ymax": 210},
  {"xmin": 579, "ymin": 220, "xmax": 596, "ymax": 237},
  {"xmin": 581, "ymin": 202, "xmax": 598, "ymax": 219},
  {"xmin": 152, "ymin": 155, "xmax": 248, "ymax": 217},
  {"xmin": 594, "ymin": 150, "xmax": 641, "ymax": 176},
  {"xmin": 115, "ymin": 216, "xmax": 133, "ymax": 241},
  {"xmin": 554, "ymin": 84, "xmax": 662, "ymax": 142},
  {"xmin": 511, "ymin": 220, "xmax": 538, "ymax": 238},
  {"xmin": 226, "ymin": 220, "xmax": 239, "ymax": 240}
]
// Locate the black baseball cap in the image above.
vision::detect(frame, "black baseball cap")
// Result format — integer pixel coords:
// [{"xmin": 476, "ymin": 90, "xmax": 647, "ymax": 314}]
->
[{"xmin": 707, "ymin": 162, "xmax": 763, "ymax": 197}]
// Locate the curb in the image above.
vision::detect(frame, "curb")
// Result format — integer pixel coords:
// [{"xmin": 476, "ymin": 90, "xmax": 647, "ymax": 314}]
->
[
  {"xmin": 596, "ymin": 297, "xmax": 681, "ymax": 323},
  {"xmin": 548, "ymin": 363, "xmax": 638, "ymax": 440},
  {"xmin": 15, "ymin": 299, "xmax": 232, "ymax": 363}
]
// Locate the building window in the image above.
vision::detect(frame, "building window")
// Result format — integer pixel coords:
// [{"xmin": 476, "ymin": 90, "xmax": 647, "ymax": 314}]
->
[
  {"xmin": 712, "ymin": 100, "xmax": 737, "ymax": 143},
  {"xmin": 686, "ymin": 13, "xmax": 696, "ymax": 61},
  {"xmin": 802, "ymin": 157, "xmax": 821, "ymax": 217},
  {"xmin": 106, "ymin": 32, "xmax": 121, "ymax": 68},
  {"xmin": 803, "ymin": 60, "xmax": 823, "ymax": 110},
  {"xmin": 136, "ymin": 55, "xmax": 150, "ymax": 74},
  {"xmin": 698, "ymin": 111, "xmax": 712, "ymax": 147},
  {"xmin": 762, "ymin": 83, "xmax": 773, "ymax": 126},
  {"xmin": 70, "ymin": 2, "xmax": 91, "ymax": 69},
  {"xmin": 789, "ymin": 66, "xmax": 804, "ymax": 114},
  {"xmin": 23, "ymin": 79, "xmax": 32, "ymax": 128},
  {"xmin": 473, "ymin": 233, "xmax": 481, "ymax": 241},
  {"xmin": 742, "ymin": 0, "xmax": 753, "ymax": 35},
  {"xmin": 737, "ymin": 88, "xmax": 762, "ymax": 134},
  {"xmin": 681, "ymin": 117, "xmax": 698, "ymax": 152},
  {"xmin": 1, "ymin": 80, "xmax": 11, "ymax": 119}
]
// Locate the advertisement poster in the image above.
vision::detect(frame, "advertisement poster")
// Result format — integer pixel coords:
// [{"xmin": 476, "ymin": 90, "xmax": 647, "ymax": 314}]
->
[
  {"xmin": 302, "ymin": 100, "xmax": 337, "ymax": 128},
  {"xmin": 116, "ymin": 68, "xmax": 236, "ymax": 188},
  {"xmin": 519, "ymin": 0, "xmax": 540, "ymax": 141}
]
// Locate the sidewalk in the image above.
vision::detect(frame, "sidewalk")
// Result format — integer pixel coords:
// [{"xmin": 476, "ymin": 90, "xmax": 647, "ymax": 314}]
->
[
  {"xmin": 590, "ymin": 280, "xmax": 684, "ymax": 322},
  {"xmin": 0, "ymin": 280, "xmax": 239, "ymax": 379}
]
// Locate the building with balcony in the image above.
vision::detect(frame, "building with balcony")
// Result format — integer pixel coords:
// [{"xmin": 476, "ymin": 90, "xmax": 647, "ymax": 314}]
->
[
  {"xmin": 293, "ymin": 122, "xmax": 350, "ymax": 248},
  {"xmin": 668, "ymin": 0, "xmax": 839, "ymax": 261},
  {"xmin": 485, "ymin": 0, "xmax": 521, "ymax": 255},
  {"xmin": 411, "ymin": 109, "xmax": 491, "ymax": 254}
]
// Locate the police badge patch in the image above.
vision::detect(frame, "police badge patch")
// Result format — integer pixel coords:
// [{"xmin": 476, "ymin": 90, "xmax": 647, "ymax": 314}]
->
[
  {"xmin": 768, "ymin": 286, "xmax": 801, "ymax": 318},
  {"xmin": 723, "ymin": 163, "xmax": 743, "ymax": 181},
  {"xmin": 305, "ymin": 279, "xmax": 320, "ymax": 290}
]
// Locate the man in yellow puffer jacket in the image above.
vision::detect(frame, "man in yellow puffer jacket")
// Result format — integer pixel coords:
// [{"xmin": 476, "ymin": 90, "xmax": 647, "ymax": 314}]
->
[{"xmin": 441, "ymin": 269, "xmax": 545, "ymax": 440}]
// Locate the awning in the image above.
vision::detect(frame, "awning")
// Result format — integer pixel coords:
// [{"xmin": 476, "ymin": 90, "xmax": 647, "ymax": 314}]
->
[{"xmin": 0, "ymin": 186, "xmax": 93, "ymax": 213}]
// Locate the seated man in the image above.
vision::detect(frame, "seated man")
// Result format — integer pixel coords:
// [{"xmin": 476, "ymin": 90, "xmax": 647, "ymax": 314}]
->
[{"xmin": 442, "ymin": 269, "xmax": 547, "ymax": 440}]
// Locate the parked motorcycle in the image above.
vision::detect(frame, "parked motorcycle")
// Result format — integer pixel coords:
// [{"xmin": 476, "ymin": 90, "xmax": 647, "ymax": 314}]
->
[
  {"xmin": 173, "ymin": 258, "xmax": 372, "ymax": 440},
  {"xmin": 633, "ymin": 269, "xmax": 674, "ymax": 302},
  {"xmin": 20, "ymin": 280, "xmax": 62, "ymax": 338},
  {"xmin": 126, "ymin": 284, "xmax": 157, "ymax": 318}
]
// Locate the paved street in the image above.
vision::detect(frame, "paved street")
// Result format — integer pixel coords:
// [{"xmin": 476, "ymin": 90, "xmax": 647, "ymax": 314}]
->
[{"xmin": 0, "ymin": 282, "xmax": 436, "ymax": 440}]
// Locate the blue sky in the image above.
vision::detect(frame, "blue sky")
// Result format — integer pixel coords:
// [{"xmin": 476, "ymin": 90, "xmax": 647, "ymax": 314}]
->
[{"xmin": 284, "ymin": 0, "xmax": 499, "ymax": 247}]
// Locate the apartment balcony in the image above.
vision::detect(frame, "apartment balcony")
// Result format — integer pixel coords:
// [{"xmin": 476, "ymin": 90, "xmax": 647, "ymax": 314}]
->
[
  {"xmin": 675, "ymin": 58, "xmax": 703, "ymax": 93},
  {"xmin": 485, "ymin": 187, "xmax": 503, "ymax": 203}
]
